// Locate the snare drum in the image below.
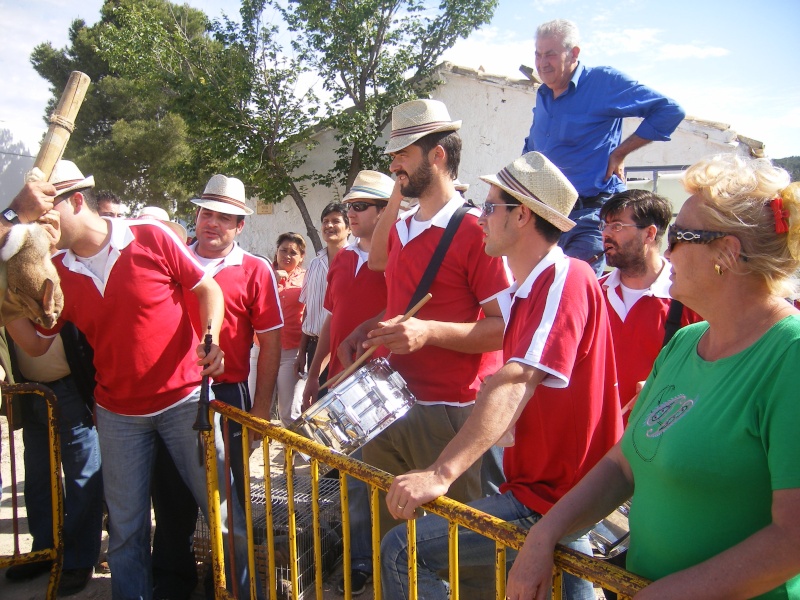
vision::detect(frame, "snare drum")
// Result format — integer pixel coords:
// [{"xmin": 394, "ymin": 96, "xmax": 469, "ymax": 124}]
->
[{"xmin": 291, "ymin": 358, "xmax": 415, "ymax": 455}]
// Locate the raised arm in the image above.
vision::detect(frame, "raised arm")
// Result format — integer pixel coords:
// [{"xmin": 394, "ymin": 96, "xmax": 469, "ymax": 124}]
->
[
  {"xmin": 368, "ymin": 180, "xmax": 403, "ymax": 272},
  {"xmin": 386, "ymin": 359, "xmax": 545, "ymax": 519}
]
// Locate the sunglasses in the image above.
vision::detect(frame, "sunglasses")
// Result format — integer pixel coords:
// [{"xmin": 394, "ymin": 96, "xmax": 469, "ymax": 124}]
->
[
  {"xmin": 667, "ymin": 225, "xmax": 729, "ymax": 252},
  {"xmin": 479, "ymin": 202, "xmax": 520, "ymax": 217},
  {"xmin": 348, "ymin": 201, "xmax": 387, "ymax": 212}
]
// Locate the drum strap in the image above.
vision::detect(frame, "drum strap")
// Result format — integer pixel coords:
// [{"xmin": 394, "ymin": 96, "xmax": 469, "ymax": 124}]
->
[
  {"xmin": 662, "ymin": 299, "xmax": 684, "ymax": 347},
  {"xmin": 406, "ymin": 202, "xmax": 473, "ymax": 313}
]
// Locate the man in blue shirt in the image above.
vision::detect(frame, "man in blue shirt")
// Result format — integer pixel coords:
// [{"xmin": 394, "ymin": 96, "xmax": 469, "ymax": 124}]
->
[{"xmin": 523, "ymin": 19, "xmax": 684, "ymax": 274}]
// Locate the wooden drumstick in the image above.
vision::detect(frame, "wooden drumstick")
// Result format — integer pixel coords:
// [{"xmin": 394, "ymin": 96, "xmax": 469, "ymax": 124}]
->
[
  {"xmin": 32, "ymin": 71, "xmax": 92, "ymax": 180},
  {"xmin": 320, "ymin": 292, "xmax": 432, "ymax": 391}
]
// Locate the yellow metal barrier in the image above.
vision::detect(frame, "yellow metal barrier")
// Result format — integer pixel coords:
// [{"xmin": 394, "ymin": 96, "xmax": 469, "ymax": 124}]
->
[
  {"xmin": 203, "ymin": 400, "xmax": 650, "ymax": 599},
  {"xmin": 0, "ymin": 382, "xmax": 64, "ymax": 600}
]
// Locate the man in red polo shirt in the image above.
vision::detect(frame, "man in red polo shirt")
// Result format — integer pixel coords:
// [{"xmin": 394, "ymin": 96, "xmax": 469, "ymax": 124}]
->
[
  {"xmin": 300, "ymin": 169, "xmax": 392, "ymax": 596},
  {"xmin": 380, "ymin": 152, "xmax": 622, "ymax": 600},
  {"xmin": 150, "ymin": 174, "xmax": 282, "ymax": 599},
  {"xmin": 599, "ymin": 189, "xmax": 700, "ymax": 422},
  {"xmin": 8, "ymin": 161, "xmax": 257, "ymax": 599},
  {"xmin": 340, "ymin": 100, "xmax": 510, "ymax": 539}
]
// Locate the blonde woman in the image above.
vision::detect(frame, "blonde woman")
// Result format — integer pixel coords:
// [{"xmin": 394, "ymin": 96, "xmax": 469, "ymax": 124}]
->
[{"xmin": 507, "ymin": 154, "xmax": 800, "ymax": 599}]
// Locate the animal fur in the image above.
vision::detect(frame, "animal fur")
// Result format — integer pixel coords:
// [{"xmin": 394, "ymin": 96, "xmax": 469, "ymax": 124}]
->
[{"xmin": 0, "ymin": 224, "xmax": 64, "ymax": 329}]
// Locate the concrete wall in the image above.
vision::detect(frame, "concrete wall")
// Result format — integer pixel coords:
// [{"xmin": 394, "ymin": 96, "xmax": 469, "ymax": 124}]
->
[{"xmin": 231, "ymin": 64, "xmax": 759, "ymax": 259}]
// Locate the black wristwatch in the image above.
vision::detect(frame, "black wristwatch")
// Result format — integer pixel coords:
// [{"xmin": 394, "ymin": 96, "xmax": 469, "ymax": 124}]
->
[{"xmin": 2, "ymin": 208, "xmax": 20, "ymax": 225}]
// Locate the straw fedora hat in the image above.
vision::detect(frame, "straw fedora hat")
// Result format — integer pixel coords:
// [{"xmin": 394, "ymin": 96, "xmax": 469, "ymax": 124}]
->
[
  {"xmin": 191, "ymin": 174, "xmax": 253, "ymax": 216},
  {"xmin": 480, "ymin": 152, "xmax": 578, "ymax": 232},
  {"xmin": 384, "ymin": 99, "xmax": 461, "ymax": 154},
  {"xmin": 136, "ymin": 206, "xmax": 188, "ymax": 241},
  {"xmin": 343, "ymin": 170, "xmax": 395, "ymax": 203},
  {"xmin": 50, "ymin": 160, "xmax": 95, "ymax": 198},
  {"xmin": 453, "ymin": 179, "xmax": 469, "ymax": 193}
]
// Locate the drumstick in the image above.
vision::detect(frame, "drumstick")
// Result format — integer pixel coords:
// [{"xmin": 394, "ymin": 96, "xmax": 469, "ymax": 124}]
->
[{"xmin": 320, "ymin": 292, "xmax": 432, "ymax": 391}]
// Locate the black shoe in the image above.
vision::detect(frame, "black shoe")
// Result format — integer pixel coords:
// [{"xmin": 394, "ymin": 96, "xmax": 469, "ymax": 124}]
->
[
  {"xmin": 337, "ymin": 570, "xmax": 372, "ymax": 596},
  {"xmin": 5, "ymin": 560, "xmax": 52, "ymax": 581},
  {"xmin": 58, "ymin": 567, "xmax": 93, "ymax": 597}
]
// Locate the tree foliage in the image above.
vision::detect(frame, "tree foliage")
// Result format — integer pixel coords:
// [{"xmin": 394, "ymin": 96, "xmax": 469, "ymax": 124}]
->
[
  {"xmin": 33, "ymin": 0, "xmax": 497, "ymax": 248},
  {"xmin": 29, "ymin": 3, "xmax": 206, "ymax": 215},
  {"xmin": 280, "ymin": 0, "xmax": 498, "ymax": 187}
]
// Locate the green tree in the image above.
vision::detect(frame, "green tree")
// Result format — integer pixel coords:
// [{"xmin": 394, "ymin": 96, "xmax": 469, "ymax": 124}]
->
[
  {"xmin": 30, "ymin": 2, "xmax": 205, "ymax": 214},
  {"xmin": 280, "ymin": 0, "xmax": 498, "ymax": 187},
  {"xmin": 99, "ymin": 0, "xmax": 325, "ymax": 248},
  {"xmin": 774, "ymin": 156, "xmax": 800, "ymax": 183}
]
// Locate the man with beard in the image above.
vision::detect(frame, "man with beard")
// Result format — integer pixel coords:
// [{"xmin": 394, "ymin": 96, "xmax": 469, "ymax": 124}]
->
[
  {"xmin": 341, "ymin": 99, "xmax": 509, "ymax": 541},
  {"xmin": 599, "ymin": 189, "xmax": 700, "ymax": 421}
]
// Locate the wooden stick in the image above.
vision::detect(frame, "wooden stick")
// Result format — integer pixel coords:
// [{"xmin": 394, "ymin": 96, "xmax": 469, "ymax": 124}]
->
[
  {"xmin": 33, "ymin": 71, "xmax": 92, "ymax": 180},
  {"xmin": 320, "ymin": 293, "xmax": 432, "ymax": 391}
]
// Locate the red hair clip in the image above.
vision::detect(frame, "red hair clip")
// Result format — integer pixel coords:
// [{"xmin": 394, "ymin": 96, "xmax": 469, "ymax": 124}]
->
[{"xmin": 771, "ymin": 196, "xmax": 790, "ymax": 234}]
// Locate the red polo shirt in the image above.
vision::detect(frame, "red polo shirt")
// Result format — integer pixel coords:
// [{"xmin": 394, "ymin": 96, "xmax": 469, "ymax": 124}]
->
[
  {"xmin": 186, "ymin": 243, "xmax": 283, "ymax": 384},
  {"xmin": 600, "ymin": 262, "xmax": 701, "ymax": 419},
  {"xmin": 500, "ymin": 248, "xmax": 622, "ymax": 515},
  {"xmin": 323, "ymin": 243, "xmax": 387, "ymax": 378},
  {"xmin": 384, "ymin": 197, "xmax": 509, "ymax": 404},
  {"xmin": 40, "ymin": 220, "xmax": 206, "ymax": 415}
]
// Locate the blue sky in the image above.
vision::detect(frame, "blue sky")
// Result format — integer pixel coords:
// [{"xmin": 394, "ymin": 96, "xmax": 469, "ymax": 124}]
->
[{"xmin": 2, "ymin": 0, "xmax": 799, "ymax": 158}]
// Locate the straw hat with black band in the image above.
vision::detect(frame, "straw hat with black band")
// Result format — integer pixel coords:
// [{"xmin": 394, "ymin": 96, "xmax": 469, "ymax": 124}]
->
[
  {"xmin": 480, "ymin": 152, "xmax": 579, "ymax": 232},
  {"xmin": 191, "ymin": 174, "xmax": 253, "ymax": 216},
  {"xmin": 384, "ymin": 99, "xmax": 461, "ymax": 155}
]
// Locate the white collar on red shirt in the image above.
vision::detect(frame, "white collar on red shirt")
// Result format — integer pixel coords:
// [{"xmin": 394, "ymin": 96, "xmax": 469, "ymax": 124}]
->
[
  {"xmin": 600, "ymin": 257, "xmax": 673, "ymax": 321},
  {"xmin": 343, "ymin": 240, "xmax": 370, "ymax": 275},
  {"xmin": 498, "ymin": 246, "xmax": 567, "ymax": 323},
  {"xmin": 58, "ymin": 218, "xmax": 137, "ymax": 296},
  {"xmin": 189, "ymin": 241, "xmax": 244, "ymax": 276},
  {"xmin": 601, "ymin": 257, "xmax": 673, "ymax": 299},
  {"xmin": 395, "ymin": 195, "xmax": 480, "ymax": 246}
]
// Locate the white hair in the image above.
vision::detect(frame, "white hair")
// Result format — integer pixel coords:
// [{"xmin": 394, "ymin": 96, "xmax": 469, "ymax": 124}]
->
[{"xmin": 535, "ymin": 19, "xmax": 580, "ymax": 51}]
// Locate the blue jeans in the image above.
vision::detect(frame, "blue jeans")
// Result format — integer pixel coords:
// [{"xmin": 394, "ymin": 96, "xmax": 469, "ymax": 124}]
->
[
  {"xmin": 21, "ymin": 376, "xmax": 103, "ymax": 570},
  {"xmin": 347, "ymin": 448, "xmax": 373, "ymax": 574},
  {"xmin": 558, "ymin": 206, "xmax": 605, "ymax": 276},
  {"xmin": 96, "ymin": 395, "xmax": 257, "ymax": 600},
  {"xmin": 151, "ymin": 382, "xmax": 253, "ymax": 599},
  {"xmin": 380, "ymin": 491, "xmax": 595, "ymax": 600}
]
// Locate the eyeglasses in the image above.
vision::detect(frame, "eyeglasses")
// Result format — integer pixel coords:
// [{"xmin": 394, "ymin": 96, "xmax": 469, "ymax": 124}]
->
[
  {"xmin": 480, "ymin": 203, "xmax": 520, "ymax": 217},
  {"xmin": 598, "ymin": 221, "xmax": 645, "ymax": 233},
  {"xmin": 667, "ymin": 225, "xmax": 729, "ymax": 252},
  {"xmin": 347, "ymin": 201, "xmax": 387, "ymax": 212}
]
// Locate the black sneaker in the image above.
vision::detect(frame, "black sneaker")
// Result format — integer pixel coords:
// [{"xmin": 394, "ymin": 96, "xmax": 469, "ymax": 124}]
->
[
  {"xmin": 58, "ymin": 567, "xmax": 93, "ymax": 597},
  {"xmin": 5, "ymin": 560, "xmax": 52, "ymax": 581},
  {"xmin": 337, "ymin": 569, "xmax": 372, "ymax": 596}
]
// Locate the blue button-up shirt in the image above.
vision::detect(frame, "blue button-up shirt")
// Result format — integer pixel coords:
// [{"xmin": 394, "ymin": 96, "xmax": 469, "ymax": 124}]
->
[{"xmin": 523, "ymin": 63, "xmax": 685, "ymax": 198}]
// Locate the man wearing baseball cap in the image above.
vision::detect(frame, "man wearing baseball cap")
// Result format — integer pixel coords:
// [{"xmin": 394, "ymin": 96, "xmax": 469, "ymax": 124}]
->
[
  {"xmin": 380, "ymin": 152, "xmax": 622, "ymax": 599},
  {"xmin": 150, "ymin": 174, "xmax": 282, "ymax": 599},
  {"xmin": 340, "ymin": 100, "xmax": 510, "ymax": 541}
]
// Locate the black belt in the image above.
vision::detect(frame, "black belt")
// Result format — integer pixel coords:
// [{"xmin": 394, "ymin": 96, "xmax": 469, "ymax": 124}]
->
[{"xmin": 573, "ymin": 193, "xmax": 611, "ymax": 211}]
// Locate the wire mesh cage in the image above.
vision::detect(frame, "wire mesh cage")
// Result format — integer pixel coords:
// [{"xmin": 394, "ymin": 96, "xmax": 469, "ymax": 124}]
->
[{"xmin": 195, "ymin": 474, "xmax": 343, "ymax": 598}]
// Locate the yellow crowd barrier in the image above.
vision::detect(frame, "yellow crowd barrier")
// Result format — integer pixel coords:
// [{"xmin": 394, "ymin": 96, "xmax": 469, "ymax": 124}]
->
[
  {"xmin": 202, "ymin": 399, "xmax": 649, "ymax": 599},
  {"xmin": 0, "ymin": 382, "xmax": 64, "ymax": 600}
]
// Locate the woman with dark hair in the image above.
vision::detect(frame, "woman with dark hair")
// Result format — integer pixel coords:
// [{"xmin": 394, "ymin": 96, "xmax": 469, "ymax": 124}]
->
[
  {"xmin": 507, "ymin": 154, "xmax": 800, "ymax": 599},
  {"xmin": 273, "ymin": 232, "xmax": 307, "ymax": 427}
]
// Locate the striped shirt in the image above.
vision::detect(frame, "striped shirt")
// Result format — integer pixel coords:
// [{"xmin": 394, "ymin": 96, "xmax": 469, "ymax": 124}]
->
[{"xmin": 299, "ymin": 248, "xmax": 330, "ymax": 337}]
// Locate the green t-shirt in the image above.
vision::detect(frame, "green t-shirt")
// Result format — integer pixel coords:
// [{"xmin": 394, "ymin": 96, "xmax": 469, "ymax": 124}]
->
[{"xmin": 621, "ymin": 315, "xmax": 800, "ymax": 599}]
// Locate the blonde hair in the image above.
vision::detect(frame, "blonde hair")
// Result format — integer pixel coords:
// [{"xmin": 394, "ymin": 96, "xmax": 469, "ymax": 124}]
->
[{"xmin": 682, "ymin": 153, "xmax": 800, "ymax": 298}]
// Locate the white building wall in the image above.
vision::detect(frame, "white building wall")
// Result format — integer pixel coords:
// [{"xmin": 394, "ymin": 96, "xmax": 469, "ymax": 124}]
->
[{"xmin": 238, "ymin": 64, "xmax": 760, "ymax": 259}]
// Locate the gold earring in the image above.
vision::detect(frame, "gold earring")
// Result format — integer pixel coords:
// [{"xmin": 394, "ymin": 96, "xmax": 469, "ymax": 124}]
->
[{"xmin": 714, "ymin": 264, "xmax": 724, "ymax": 276}]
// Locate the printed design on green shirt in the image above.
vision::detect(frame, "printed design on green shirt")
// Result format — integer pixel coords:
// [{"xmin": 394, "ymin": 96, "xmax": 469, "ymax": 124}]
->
[{"xmin": 631, "ymin": 384, "xmax": 696, "ymax": 461}]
